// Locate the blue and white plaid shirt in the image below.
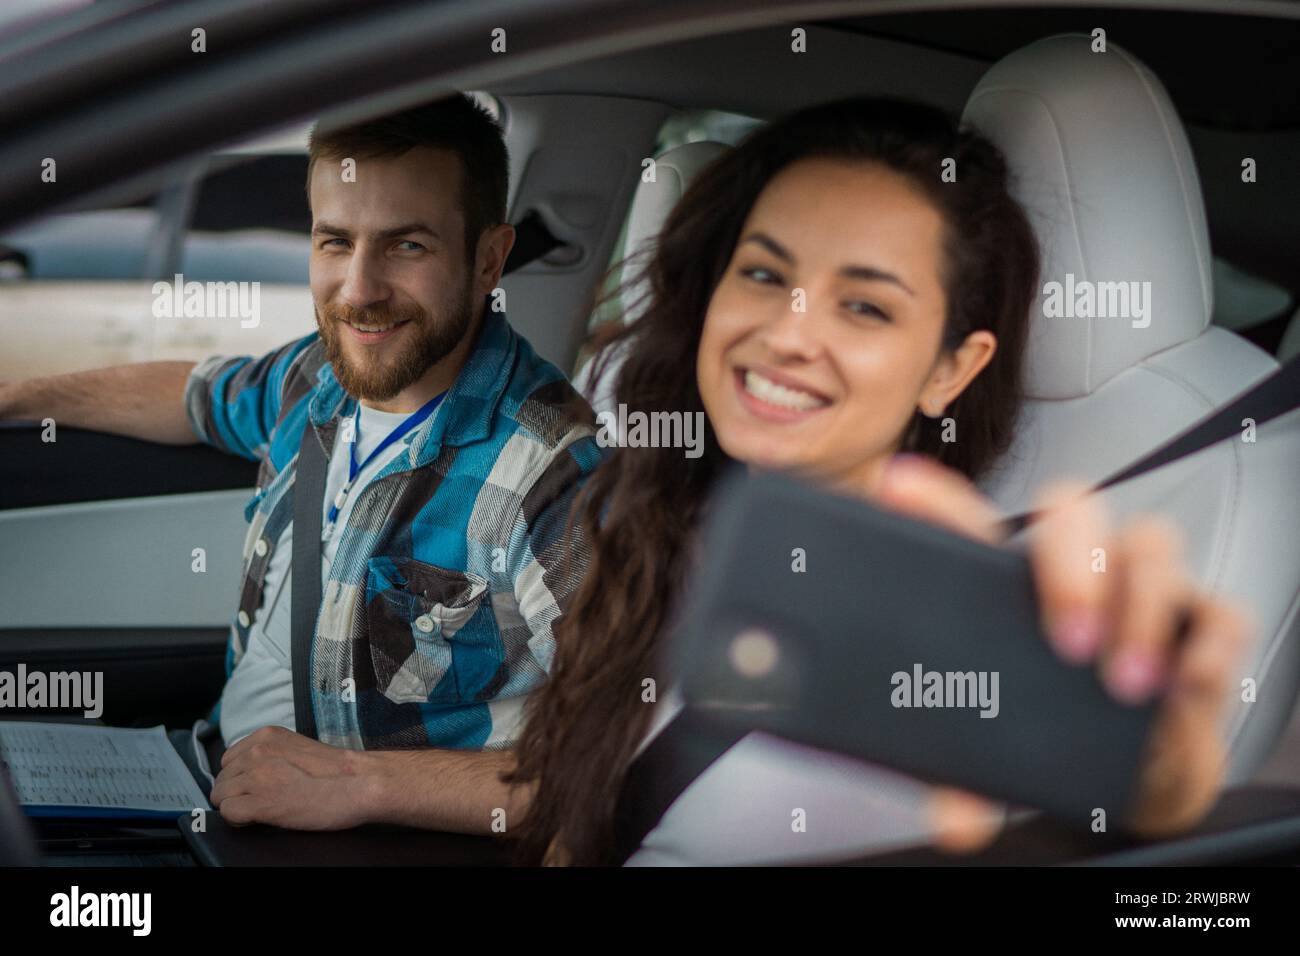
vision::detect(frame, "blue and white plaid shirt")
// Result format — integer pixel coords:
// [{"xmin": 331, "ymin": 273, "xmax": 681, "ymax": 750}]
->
[{"xmin": 184, "ymin": 311, "xmax": 604, "ymax": 750}]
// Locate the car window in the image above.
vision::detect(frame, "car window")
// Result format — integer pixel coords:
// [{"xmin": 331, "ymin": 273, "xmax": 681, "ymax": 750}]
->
[
  {"xmin": 0, "ymin": 193, "xmax": 161, "ymax": 282},
  {"xmin": 0, "ymin": 97, "xmax": 509, "ymax": 382},
  {"xmin": 183, "ymin": 154, "xmax": 312, "ymax": 284},
  {"xmin": 0, "ymin": 140, "xmax": 317, "ymax": 380},
  {"xmin": 0, "ymin": 184, "xmax": 170, "ymax": 380}
]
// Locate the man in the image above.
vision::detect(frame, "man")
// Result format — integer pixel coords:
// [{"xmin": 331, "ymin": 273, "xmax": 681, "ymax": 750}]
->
[{"xmin": 0, "ymin": 95, "xmax": 603, "ymax": 834}]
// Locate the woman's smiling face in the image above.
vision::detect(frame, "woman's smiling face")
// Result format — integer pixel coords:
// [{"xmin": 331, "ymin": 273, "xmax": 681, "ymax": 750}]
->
[{"xmin": 696, "ymin": 157, "xmax": 993, "ymax": 492}]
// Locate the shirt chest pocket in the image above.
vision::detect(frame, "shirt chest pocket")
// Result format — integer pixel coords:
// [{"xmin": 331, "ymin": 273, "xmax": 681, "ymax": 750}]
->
[{"xmin": 364, "ymin": 556, "xmax": 503, "ymax": 706}]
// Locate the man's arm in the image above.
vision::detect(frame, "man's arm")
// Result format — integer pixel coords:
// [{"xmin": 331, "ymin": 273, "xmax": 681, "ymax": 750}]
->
[
  {"xmin": 1, "ymin": 333, "xmax": 320, "ymax": 460},
  {"xmin": 362, "ymin": 747, "xmax": 531, "ymax": 835},
  {"xmin": 0, "ymin": 362, "xmax": 199, "ymax": 445},
  {"xmin": 211, "ymin": 726, "xmax": 532, "ymax": 836}
]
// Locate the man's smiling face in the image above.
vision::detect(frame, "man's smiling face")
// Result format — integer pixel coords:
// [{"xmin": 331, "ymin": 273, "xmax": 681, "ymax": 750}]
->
[{"xmin": 309, "ymin": 146, "xmax": 478, "ymax": 408}]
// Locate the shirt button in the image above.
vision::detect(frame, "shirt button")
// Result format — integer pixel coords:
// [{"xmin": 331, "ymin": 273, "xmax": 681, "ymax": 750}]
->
[
  {"xmin": 255, "ymin": 537, "xmax": 269, "ymax": 557},
  {"xmin": 237, "ymin": 610, "xmax": 251, "ymax": 628},
  {"xmin": 414, "ymin": 615, "xmax": 435, "ymax": 634}
]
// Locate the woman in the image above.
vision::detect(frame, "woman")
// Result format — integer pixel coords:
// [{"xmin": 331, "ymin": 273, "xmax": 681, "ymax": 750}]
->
[{"xmin": 507, "ymin": 99, "xmax": 1249, "ymax": 865}]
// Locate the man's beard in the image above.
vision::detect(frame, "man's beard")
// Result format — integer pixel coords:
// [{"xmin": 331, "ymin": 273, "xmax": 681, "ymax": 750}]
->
[{"xmin": 316, "ymin": 282, "xmax": 476, "ymax": 402}]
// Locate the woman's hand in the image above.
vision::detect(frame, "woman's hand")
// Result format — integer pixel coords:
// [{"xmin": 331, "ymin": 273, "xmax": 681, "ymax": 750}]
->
[{"xmin": 870, "ymin": 453, "xmax": 1252, "ymax": 850}]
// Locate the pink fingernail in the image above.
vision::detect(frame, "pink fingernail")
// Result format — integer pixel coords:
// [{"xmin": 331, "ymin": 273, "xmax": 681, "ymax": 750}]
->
[
  {"xmin": 1107, "ymin": 649, "xmax": 1163, "ymax": 704},
  {"xmin": 1052, "ymin": 609, "xmax": 1103, "ymax": 664}
]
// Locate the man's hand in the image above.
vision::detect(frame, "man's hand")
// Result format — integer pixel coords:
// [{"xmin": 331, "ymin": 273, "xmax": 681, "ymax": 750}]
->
[
  {"xmin": 211, "ymin": 726, "xmax": 378, "ymax": 830},
  {"xmin": 209, "ymin": 725, "xmax": 523, "ymax": 834}
]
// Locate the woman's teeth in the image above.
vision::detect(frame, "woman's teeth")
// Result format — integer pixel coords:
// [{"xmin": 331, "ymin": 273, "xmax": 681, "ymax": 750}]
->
[{"xmin": 743, "ymin": 370, "xmax": 826, "ymax": 411}]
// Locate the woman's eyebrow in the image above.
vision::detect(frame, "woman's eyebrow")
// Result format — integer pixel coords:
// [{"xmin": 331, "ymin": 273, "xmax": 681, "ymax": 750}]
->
[
  {"xmin": 839, "ymin": 264, "xmax": 915, "ymax": 297},
  {"xmin": 741, "ymin": 232, "xmax": 915, "ymax": 296},
  {"xmin": 740, "ymin": 232, "xmax": 795, "ymax": 262}
]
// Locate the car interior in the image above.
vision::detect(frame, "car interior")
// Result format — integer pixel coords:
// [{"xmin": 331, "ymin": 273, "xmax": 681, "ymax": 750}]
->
[{"xmin": 0, "ymin": 1, "xmax": 1298, "ymax": 867}]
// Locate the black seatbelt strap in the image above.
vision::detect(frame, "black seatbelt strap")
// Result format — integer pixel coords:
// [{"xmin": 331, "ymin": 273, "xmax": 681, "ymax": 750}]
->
[
  {"xmin": 291, "ymin": 422, "xmax": 326, "ymax": 740},
  {"xmin": 613, "ymin": 353, "xmax": 1300, "ymax": 862},
  {"xmin": 501, "ymin": 210, "xmax": 564, "ymax": 276},
  {"xmin": 612, "ymin": 708, "xmax": 748, "ymax": 865},
  {"xmin": 1001, "ymin": 353, "xmax": 1300, "ymax": 535}
]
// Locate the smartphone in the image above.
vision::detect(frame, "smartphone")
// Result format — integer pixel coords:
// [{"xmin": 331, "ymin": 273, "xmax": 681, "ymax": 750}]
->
[{"xmin": 673, "ymin": 468, "xmax": 1160, "ymax": 828}]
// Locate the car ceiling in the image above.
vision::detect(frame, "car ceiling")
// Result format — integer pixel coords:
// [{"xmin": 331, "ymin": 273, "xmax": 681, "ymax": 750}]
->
[
  {"xmin": 4, "ymin": 1, "xmax": 1296, "ymax": 299},
  {"xmin": 489, "ymin": 8, "xmax": 1300, "ymax": 298}
]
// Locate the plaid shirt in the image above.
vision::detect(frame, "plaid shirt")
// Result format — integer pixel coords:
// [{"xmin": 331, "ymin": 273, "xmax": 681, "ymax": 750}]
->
[{"xmin": 184, "ymin": 311, "xmax": 604, "ymax": 750}]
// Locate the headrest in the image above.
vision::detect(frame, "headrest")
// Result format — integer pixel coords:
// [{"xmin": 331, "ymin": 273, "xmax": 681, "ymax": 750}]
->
[
  {"xmin": 962, "ymin": 35, "xmax": 1214, "ymax": 399},
  {"xmin": 621, "ymin": 140, "xmax": 730, "ymax": 323}
]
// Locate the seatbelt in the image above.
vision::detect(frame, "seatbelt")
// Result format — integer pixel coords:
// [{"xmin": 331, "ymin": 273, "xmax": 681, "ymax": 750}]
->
[
  {"xmin": 501, "ymin": 210, "xmax": 565, "ymax": 275},
  {"xmin": 1001, "ymin": 352, "xmax": 1300, "ymax": 535},
  {"xmin": 291, "ymin": 421, "xmax": 327, "ymax": 740},
  {"xmin": 613, "ymin": 352, "xmax": 1300, "ymax": 864},
  {"xmin": 611, "ymin": 708, "xmax": 748, "ymax": 865}
]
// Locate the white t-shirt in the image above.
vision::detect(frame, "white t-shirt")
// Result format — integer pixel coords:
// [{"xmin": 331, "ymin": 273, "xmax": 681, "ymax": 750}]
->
[
  {"xmin": 624, "ymin": 688, "xmax": 941, "ymax": 866},
  {"xmin": 219, "ymin": 402, "xmax": 437, "ymax": 746}
]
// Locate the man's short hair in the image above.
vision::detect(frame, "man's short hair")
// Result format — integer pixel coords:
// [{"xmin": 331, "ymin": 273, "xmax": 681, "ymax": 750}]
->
[{"xmin": 306, "ymin": 93, "xmax": 509, "ymax": 262}]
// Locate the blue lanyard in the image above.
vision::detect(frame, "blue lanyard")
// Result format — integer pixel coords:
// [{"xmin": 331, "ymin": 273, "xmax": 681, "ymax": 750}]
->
[{"xmin": 326, "ymin": 392, "xmax": 446, "ymax": 526}]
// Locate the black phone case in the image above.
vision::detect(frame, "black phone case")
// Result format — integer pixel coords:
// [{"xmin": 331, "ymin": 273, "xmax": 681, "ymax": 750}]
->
[{"xmin": 674, "ymin": 470, "xmax": 1159, "ymax": 827}]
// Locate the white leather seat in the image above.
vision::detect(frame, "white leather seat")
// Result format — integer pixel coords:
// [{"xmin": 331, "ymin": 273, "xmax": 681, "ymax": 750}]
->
[
  {"xmin": 574, "ymin": 141, "xmax": 730, "ymax": 416},
  {"xmin": 964, "ymin": 35, "xmax": 1300, "ymax": 782}
]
